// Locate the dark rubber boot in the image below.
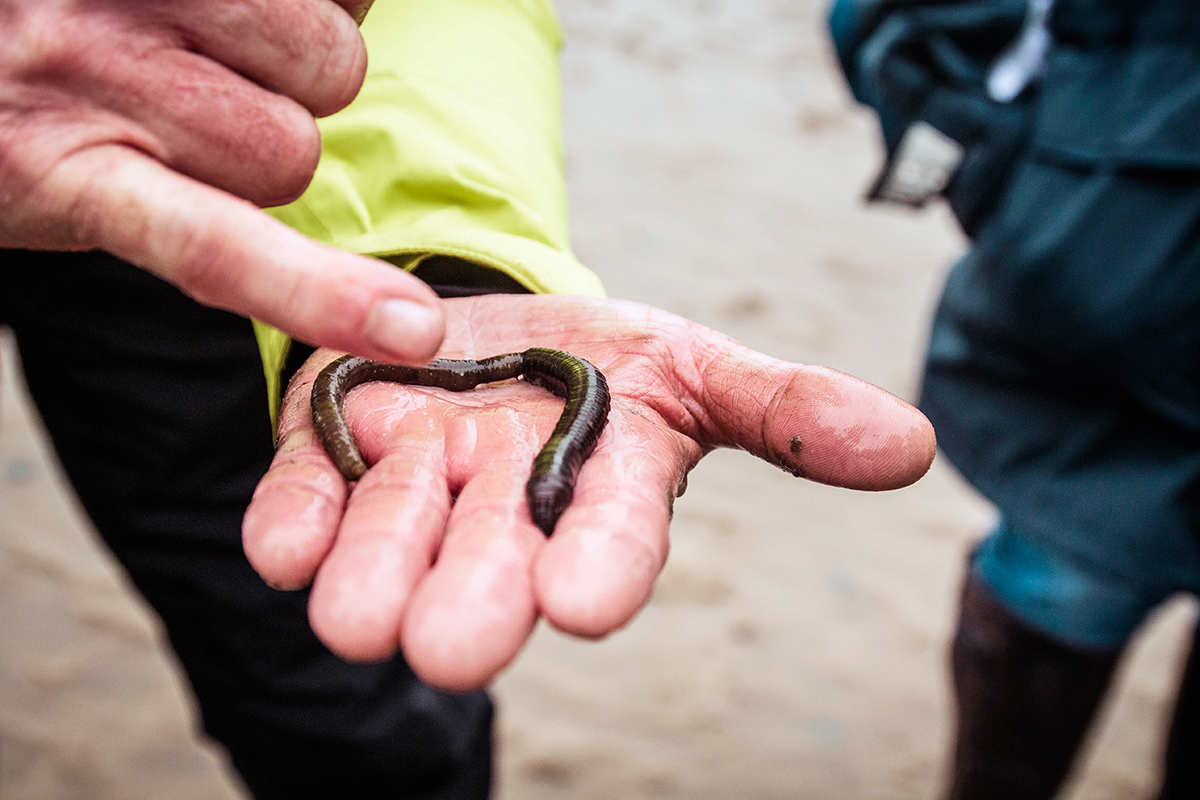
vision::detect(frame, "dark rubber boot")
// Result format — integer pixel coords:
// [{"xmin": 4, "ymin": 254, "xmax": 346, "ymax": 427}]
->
[
  {"xmin": 945, "ymin": 571, "xmax": 1122, "ymax": 800},
  {"xmin": 1157, "ymin": 622, "xmax": 1200, "ymax": 800}
]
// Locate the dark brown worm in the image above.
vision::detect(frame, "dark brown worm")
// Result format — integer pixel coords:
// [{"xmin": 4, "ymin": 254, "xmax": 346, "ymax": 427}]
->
[{"xmin": 310, "ymin": 348, "xmax": 610, "ymax": 535}]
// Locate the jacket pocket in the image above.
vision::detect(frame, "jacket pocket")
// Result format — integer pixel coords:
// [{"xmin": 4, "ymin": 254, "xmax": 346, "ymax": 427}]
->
[{"xmin": 1032, "ymin": 43, "xmax": 1200, "ymax": 171}]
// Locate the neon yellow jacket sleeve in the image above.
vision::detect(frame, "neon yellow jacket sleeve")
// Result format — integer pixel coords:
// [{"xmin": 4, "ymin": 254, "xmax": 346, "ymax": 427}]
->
[{"xmin": 255, "ymin": 0, "xmax": 604, "ymax": 415}]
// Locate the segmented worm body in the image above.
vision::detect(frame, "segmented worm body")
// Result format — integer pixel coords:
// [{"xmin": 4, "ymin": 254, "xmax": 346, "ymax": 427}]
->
[{"xmin": 311, "ymin": 348, "xmax": 610, "ymax": 535}]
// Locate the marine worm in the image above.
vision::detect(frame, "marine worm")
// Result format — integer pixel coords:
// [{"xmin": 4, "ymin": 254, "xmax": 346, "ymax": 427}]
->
[{"xmin": 310, "ymin": 348, "xmax": 611, "ymax": 535}]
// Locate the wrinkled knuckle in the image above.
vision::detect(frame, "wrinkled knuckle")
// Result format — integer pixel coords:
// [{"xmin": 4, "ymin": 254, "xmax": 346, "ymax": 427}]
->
[
  {"xmin": 166, "ymin": 227, "xmax": 240, "ymax": 307},
  {"xmin": 0, "ymin": 13, "xmax": 80, "ymax": 226},
  {"xmin": 270, "ymin": 263, "xmax": 315, "ymax": 334},
  {"xmin": 4, "ymin": 5, "xmax": 73, "ymax": 76},
  {"xmin": 239, "ymin": 102, "xmax": 321, "ymax": 206},
  {"xmin": 53, "ymin": 150, "xmax": 131, "ymax": 251}
]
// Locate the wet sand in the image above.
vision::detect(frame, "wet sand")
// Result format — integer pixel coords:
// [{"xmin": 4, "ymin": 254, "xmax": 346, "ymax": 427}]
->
[{"xmin": 1, "ymin": 1, "xmax": 1195, "ymax": 798}]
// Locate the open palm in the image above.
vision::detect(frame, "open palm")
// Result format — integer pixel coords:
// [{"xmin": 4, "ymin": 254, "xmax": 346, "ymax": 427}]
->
[{"xmin": 243, "ymin": 294, "xmax": 935, "ymax": 690}]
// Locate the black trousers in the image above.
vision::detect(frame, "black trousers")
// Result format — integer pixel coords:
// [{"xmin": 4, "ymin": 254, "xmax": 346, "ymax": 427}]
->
[{"xmin": 1, "ymin": 251, "xmax": 492, "ymax": 799}]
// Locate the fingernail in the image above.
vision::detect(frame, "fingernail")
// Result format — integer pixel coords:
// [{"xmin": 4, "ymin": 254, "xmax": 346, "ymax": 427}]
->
[
  {"xmin": 364, "ymin": 298, "xmax": 443, "ymax": 360},
  {"xmin": 350, "ymin": 1, "xmax": 375, "ymax": 24}
]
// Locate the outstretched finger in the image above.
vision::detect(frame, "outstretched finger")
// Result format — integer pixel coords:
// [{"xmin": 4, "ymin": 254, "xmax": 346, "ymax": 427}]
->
[
  {"xmin": 689, "ymin": 335, "xmax": 936, "ymax": 491},
  {"xmin": 58, "ymin": 147, "xmax": 445, "ymax": 362}
]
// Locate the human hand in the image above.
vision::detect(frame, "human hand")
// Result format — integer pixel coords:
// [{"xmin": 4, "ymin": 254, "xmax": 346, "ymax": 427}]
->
[
  {"xmin": 0, "ymin": 0, "xmax": 443, "ymax": 363},
  {"xmin": 243, "ymin": 295, "xmax": 936, "ymax": 690}
]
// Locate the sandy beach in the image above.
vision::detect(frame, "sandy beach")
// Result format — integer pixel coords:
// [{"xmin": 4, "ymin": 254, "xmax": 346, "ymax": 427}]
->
[{"xmin": 1, "ymin": 1, "xmax": 1196, "ymax": 798}]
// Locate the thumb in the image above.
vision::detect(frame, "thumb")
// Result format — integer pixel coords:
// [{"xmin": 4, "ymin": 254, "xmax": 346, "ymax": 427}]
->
[
  {"xmin": 60, "ymin": 146, "xmax": 445, "ymax": 363},
  {"xmin": 695, "ymin": 338, "xmax": 936, "ymax": 491}
]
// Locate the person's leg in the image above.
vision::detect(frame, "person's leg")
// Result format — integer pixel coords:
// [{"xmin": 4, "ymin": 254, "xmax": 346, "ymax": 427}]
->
[
  {"xmin": 946, "ymin": 573, "xmax": 1119, "ymax": 799},
  {"xmin": 944, "ymin": 523, "xmax": 1161, "ymax": 800},
  {"xmin": 2, "ymin": 251, "xmax": 491, "ymax": 799}
]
